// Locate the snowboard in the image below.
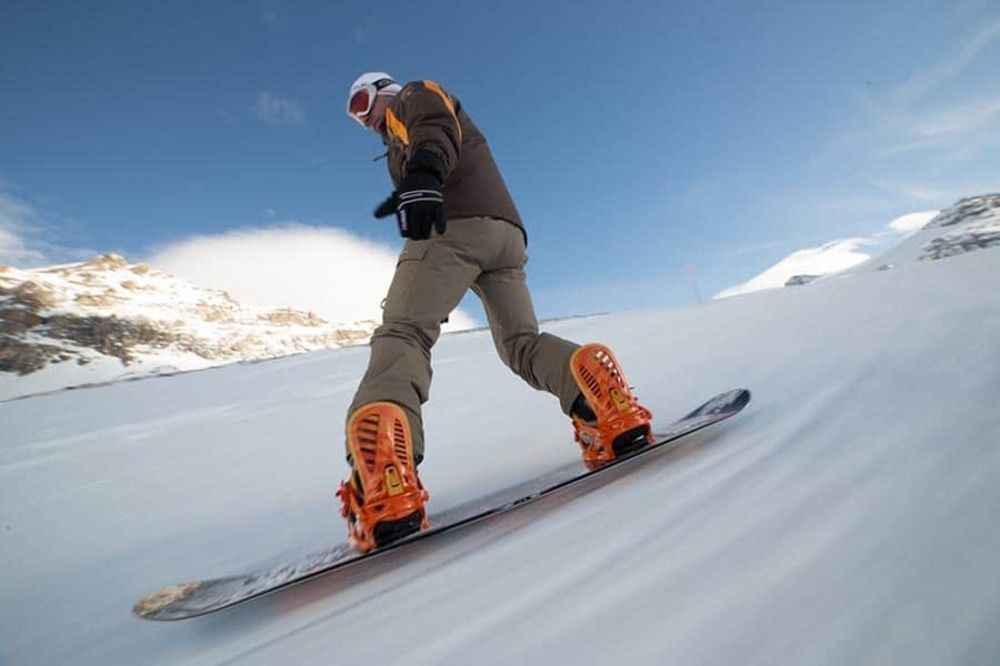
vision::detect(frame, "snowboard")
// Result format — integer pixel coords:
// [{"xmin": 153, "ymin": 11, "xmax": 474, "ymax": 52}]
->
[{"xmin": 134, "ymin": 388, "xmax": 750, "ymax": 621}]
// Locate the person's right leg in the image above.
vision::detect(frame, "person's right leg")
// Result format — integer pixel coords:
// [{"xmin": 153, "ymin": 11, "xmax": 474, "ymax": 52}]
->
[
  {"xmin": 471, "ymin": 220, "xmax": 582, "ymax": 415},
  {"xmin": 472, "ymin": 219, "xmax": 653, "ymax": 467}
]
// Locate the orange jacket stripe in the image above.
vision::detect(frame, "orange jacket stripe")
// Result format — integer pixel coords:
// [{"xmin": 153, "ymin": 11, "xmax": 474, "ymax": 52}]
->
[
  {"xmin": 423, "ymin": 80, "xmax": 456, "ymax": 116},
  {"xmin": 385, "ymin": 108, "xmax": 410, "ymax": 146},
  {"xmin": 423, "ymin": 80, "xmax": 462, "ymax": 142}
]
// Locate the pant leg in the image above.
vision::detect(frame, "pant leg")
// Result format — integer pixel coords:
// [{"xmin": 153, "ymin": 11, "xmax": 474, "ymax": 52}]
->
[
  {"xmin": 348, "ymin": 233, "xmax": 481, "ymax": 463},
  {"xmin": 473, "ymin": 224, "xmax": 581, "ymax": 414}
]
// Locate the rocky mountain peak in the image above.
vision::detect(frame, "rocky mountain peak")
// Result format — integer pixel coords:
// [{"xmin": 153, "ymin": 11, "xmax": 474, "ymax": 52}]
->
[
  {"xmin": 919, "ymin": 194, "xmax": 1000, "ymax": 261},
  {"xmin": 0, "ymin": 254, "xmax": 378, "ymax": 398}
]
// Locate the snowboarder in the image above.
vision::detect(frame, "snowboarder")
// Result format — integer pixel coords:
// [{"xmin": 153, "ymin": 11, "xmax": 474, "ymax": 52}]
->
[{"xmin": 339, "ymin": 72, "xmax": 654, "ymax": 551}]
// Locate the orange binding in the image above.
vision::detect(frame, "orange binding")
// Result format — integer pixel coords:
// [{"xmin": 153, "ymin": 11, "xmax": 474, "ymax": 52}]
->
[
  {"xmin": 570, "ymin": 344, "xmax": 654, "ymax": 468},
  {"xmin": 337, "ymin": 402, "xmax": 429, "ymax": 552}
]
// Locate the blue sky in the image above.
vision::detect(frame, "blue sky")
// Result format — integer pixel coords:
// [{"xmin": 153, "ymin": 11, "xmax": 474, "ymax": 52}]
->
[{"xmin": 2, "ymin": 0, "xmax": 998, "ymax": 322}]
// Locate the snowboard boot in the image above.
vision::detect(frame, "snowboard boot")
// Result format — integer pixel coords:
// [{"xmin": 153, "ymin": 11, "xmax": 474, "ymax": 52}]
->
[
  {"xmin": 569, "ymin": 343, "xmax": 654, "ymax": 468},
  {"xmin": 336, "ymin": 401, "xmax": 429, "ymax": 552}
]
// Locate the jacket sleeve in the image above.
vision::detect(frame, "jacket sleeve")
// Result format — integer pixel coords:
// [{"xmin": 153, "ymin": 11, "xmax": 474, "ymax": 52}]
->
[{"xmin": 394, "ymin": 81, "xmax": 462, "ymax": 180}]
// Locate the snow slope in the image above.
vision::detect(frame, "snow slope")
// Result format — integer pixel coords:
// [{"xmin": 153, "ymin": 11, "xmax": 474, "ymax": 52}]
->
[{"xmin": 2, "ymin": 234, "xmax": 1000, "ymax": 664}]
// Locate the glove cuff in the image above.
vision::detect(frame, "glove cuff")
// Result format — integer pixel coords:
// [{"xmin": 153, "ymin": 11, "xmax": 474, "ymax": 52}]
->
[{"xmin": 398, "ymin": 189, "xmax": 444, "ymax": 206}]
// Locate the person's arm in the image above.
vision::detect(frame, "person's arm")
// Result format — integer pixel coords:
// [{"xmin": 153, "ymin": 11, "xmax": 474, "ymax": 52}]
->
[{"xmin": 389, "ymin": 80, "xmax": 462, "ymax": 181}]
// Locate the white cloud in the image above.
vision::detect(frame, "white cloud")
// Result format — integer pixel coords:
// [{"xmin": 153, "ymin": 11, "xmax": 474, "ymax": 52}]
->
[
  {"xmin": 147, "ymin": 225, "xmax": 479, "ymax": 331},
  {"xmin": 873, "ymin": 94, "xmax": 1000, "ymax": 158},
  {"xmin": 0, "ymin": 193, "xmax": 47, "ymax": 267},
  {"xmin": 255, "ymin": 92, "xmax": 306, "ymax": 127},
  {"xmin": 853, "ymin": 20, "xmax": 1000, "ymax": 164},
  {"xmin": 908, "ymin": 98, "xmax": 1000, "ymax": 139},
  {"xmin": 0, "ymin": 191, "xmax": 99, "ymax": 268},
  {"xmin": 889, "ymin": 20, "xmax": 1000, "ymax": 105}
]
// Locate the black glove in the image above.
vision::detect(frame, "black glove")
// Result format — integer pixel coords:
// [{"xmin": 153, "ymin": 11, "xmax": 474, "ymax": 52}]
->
[{"xmin": 374, "ymin": 151, "xmax": 447, "ymax": 240}]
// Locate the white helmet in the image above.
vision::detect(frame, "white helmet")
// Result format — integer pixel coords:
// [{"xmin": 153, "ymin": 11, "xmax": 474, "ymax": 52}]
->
[{"xmin": 346, "ymin": 72, "xmax": 401, "ymax": 122}]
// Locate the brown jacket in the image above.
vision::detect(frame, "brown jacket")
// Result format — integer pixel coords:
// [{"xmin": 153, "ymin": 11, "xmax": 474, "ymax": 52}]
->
[{"xmin": 382, "ymin": 80, "xmax": 526, "ymax": 242}]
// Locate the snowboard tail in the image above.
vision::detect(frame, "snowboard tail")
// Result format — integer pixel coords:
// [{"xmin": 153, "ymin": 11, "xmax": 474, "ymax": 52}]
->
[{"xmin": 134, "ymin": 388, "xmax": 751, "ymax": 621}]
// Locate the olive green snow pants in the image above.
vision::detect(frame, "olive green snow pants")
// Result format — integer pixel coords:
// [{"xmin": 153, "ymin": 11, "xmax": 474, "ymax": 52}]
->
[{"xmin": 347, "ymin": 217, "xmax": 581, "ymax": 463}]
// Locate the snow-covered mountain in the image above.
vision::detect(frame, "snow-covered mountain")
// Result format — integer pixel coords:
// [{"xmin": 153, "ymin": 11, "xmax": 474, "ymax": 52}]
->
[
  {"xmin": 846, "ymin": 193, "xmax": 1000, "ymax": 273},
  {"xmin": 718, "ymin": 193, "xmax": 1000, "ymax": 297},
  {"xmin": 0, "ymin": 253, "xmax": 376, "ymax": 399}
]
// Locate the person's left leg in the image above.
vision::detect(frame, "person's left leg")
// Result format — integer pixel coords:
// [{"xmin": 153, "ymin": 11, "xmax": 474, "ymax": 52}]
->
[
  {"xmin": 346, "ymin": 228, "xmax": 483, "ymax": 462},
  {"xmin": 340, "ymin": 220, "xmax": 490, "ymax": 551}
]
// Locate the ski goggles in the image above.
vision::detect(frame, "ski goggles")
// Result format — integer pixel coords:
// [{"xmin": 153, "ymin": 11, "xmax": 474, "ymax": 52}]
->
[{"xmin": 347, "ymin": 78, "xmax": 395, "ymax": 125}]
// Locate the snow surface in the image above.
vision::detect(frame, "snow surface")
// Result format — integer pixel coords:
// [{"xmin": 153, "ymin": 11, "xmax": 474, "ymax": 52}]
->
[{"xmin": 2, "ymin": 232, "xmax": 1000, "ymax": 664}]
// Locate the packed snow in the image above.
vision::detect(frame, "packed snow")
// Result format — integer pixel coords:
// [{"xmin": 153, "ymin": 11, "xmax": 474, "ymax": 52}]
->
[{"xmin": 2, "ymin": 217, "xmax": 1000, "ymax": 665}]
